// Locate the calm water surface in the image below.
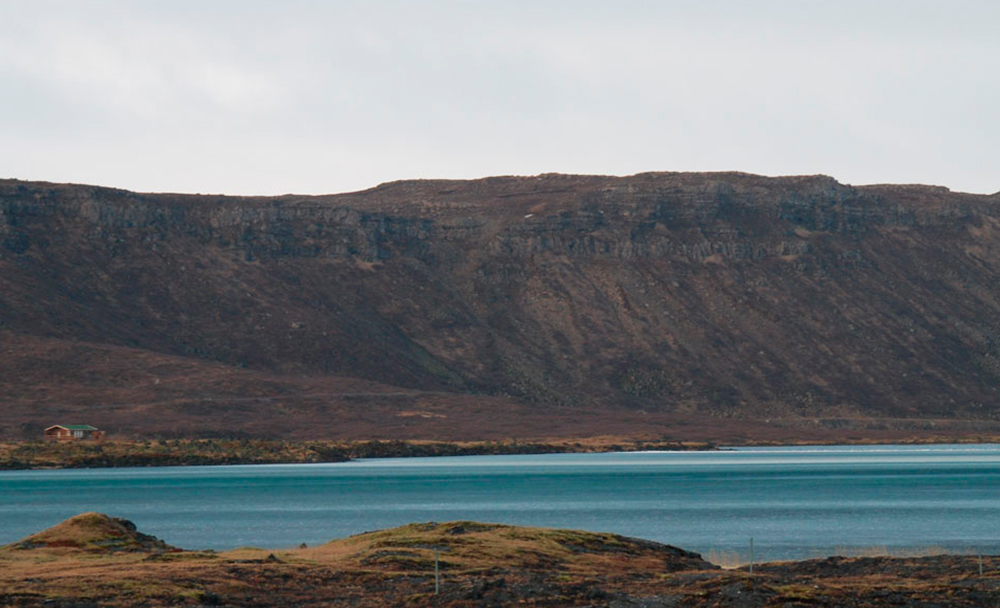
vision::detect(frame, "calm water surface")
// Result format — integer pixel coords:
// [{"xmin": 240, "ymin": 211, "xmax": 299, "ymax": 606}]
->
[{"xmin": 1, "ymin": 444, "xmax": 997, "ymax": 561}]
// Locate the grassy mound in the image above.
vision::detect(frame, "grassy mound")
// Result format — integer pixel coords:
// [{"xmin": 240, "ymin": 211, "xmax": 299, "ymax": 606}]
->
[
  {"xmin": 0, "ymin": 515, "xmax": 991, "ymax": 608},
  {"xmin": 319, "ymin": 521, "xmax": 715, "ymax": 574},
  {"xmin": 3, "ymin": 512, "xmax": 174, "ymax": 554}
]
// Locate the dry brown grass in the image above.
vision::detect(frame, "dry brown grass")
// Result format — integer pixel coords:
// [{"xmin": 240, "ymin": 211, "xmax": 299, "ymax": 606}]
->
[
  {"xmin": 306, "ymin": 521, "xmax": 711, "ymax": 576},
  {"xmin": 1, "ymin": 514, "xmax": 996, "ymax": 607},
  {"xmin": 827, "ymin": 545, "xmax": 979, "ymax": 558},
  {"xmin": 1, "ymin": 512, "xmax": 174, "ymax": 555}
]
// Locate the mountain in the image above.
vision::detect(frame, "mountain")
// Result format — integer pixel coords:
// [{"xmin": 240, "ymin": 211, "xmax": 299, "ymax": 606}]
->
[{"xmin": 1, "ymin": 172, "xmax": 999, "ymax": 440}]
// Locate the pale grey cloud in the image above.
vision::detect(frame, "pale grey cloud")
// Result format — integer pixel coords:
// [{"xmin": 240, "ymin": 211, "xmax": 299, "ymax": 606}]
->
[{"xmin": 1, "ymin": 0, "xmax": 997, "ymax": 194}]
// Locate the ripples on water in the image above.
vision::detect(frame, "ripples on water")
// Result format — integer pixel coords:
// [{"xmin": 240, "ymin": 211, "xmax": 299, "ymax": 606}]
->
[{"xmin": 1, "ymin": 444, "xmax": 997, "ymax": 561}]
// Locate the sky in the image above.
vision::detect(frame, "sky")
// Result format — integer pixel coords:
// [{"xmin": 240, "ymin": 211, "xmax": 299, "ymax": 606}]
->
[{"xmin": 1, "ymin": 0, "xmax": 998, "ymax": 195}]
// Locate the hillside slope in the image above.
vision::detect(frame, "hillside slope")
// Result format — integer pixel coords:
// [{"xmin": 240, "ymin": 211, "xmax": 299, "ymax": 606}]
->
[{"xmin": 1, "ymin": 172, "xmax": 999, "ymax": 439}]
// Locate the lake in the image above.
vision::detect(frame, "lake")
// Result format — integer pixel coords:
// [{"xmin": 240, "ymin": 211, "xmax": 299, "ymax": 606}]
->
[{"xmin": 1, "ymin": 444, "xmax": 998, "ymax": 561}]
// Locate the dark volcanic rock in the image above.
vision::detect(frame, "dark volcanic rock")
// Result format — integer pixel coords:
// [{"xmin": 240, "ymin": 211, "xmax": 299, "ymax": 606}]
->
[{"xmin": 1, "ymin": 172, "xmax": 999, "ymax": 438}]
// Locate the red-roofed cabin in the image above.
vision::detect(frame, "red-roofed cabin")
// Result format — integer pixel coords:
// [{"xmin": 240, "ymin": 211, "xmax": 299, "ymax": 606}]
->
[{"xmin": 44, "ymin": 425, "xmax": 106, "ymax": 441}]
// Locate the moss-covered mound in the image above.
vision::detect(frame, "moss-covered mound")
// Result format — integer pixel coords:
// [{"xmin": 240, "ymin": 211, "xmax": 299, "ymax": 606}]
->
[
  {"xmin": 320, "ymin": 521, "xmax": 715, "ymax": 574},
  {"xmin": 3, "ymin": 512, "xmax": 175, "ymax": 554}
]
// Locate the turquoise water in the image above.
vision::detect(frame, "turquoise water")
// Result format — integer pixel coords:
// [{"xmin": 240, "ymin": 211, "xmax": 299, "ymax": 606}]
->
[{"xmin": 1, "ymin": 444, "xmax": 998, "ymax": 561}]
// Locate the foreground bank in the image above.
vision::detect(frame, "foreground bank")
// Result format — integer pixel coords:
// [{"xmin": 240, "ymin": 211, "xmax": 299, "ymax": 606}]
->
[{"xmin": 0, "ymin": 513, "xmax": 996, "ymax": 608}]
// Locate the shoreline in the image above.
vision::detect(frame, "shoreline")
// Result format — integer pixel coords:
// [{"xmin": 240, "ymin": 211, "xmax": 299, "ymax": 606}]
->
[
  {"xmin": 0, "ymin": 438, "xmax": 718, "ymax": 471},
  {"xmin": 1, "ymin": 435, "xmax": 999, "ymax": 471}
]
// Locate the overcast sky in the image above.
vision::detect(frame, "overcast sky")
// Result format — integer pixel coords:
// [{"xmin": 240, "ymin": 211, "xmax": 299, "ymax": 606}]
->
[{"xmin": 2, "ymin": 1, "xmax": 998, "ymax": 195}]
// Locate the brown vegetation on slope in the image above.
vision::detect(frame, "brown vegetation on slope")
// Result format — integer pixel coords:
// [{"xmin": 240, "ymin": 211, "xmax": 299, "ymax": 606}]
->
[
  {"xmin": 1, "ymin": 173, "xmax": 999, "ymax": 440},
  {"xmin": 4, "ymin": 512, "xmax": 174, "ymax": 554}
]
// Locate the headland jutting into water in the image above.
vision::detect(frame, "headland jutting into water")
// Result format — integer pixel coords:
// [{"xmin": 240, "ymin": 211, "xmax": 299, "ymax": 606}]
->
[
  {"xmin": 6, "ymin": 434, "xmax": 1000, "ymax": 470},
  {"xmin": 0, "ymin": 438, "xmax": 718, "ymax": 470}
]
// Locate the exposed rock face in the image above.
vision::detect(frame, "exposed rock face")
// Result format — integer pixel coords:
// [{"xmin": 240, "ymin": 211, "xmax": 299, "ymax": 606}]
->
[{"xmin": 1, "ymin": 172, "xmax": 998, "ymax": 437}]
